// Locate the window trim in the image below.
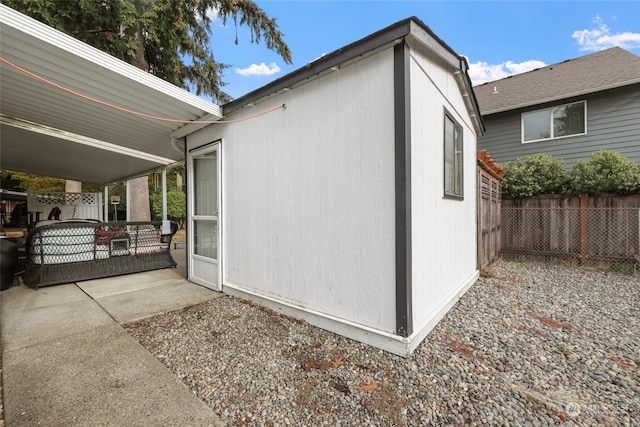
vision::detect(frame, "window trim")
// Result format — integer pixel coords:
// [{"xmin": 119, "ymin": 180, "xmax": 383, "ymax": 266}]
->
[
  {"xmin": 521, "ymin": 100, "xmax": 587, "ymax": 144},
  {"xmin": 443, "ymin": 110, "xmax": 464, "ymax": 200}
]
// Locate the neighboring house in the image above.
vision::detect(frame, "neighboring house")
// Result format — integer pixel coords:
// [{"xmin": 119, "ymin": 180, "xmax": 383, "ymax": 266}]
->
[
  {"xmin": 180, "ymin": 17, "xmax": 484, "ymax": 356},
  {"xmin": 474, "ymin": 47, "xmax": 640, "ymax": 168}
]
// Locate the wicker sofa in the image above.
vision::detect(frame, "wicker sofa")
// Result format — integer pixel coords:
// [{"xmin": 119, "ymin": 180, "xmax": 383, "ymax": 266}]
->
[{"xmin": 23, "ymin": 220, "xmax": 178, "ymax": 288}]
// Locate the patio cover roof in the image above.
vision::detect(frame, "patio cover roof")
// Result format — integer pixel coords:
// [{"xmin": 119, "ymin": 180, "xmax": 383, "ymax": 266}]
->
[{"xmin": 0, "ymin": 4, "xmax": 223, "ymax": 185}]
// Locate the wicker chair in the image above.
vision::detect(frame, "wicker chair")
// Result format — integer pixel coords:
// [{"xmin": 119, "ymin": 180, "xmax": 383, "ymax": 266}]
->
[{"xmin": 23, "ymin": 220, "xmax": 178, "ymax": 289}]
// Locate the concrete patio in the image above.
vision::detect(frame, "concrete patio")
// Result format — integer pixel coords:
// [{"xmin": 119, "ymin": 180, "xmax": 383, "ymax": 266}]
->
[{"xmin": 0, "ymin": 249, "xmax": 224, "ymax": 426}]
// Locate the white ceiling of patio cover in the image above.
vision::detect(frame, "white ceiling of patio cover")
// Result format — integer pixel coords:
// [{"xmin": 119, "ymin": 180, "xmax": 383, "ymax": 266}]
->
[{"xmin": 0, "ymin": 4, "xmax": 222, "ymax": 184}]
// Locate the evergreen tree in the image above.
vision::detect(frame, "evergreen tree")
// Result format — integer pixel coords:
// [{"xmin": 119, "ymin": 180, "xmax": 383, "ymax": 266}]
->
[{"xmin": 3, "ymin": 0, "xmax": 292, "ymax": 103}]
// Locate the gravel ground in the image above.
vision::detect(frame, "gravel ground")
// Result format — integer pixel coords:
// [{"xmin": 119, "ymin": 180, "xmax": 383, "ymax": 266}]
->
[{"xmin": 124, "ymin": 260, "xmax": 640, "ymax": 426}]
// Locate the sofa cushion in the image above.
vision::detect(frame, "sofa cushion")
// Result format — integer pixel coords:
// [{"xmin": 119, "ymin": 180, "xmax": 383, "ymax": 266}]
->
[{"xmin": 96, "ymin": 228, "xmax": 122, "ymax": 245}]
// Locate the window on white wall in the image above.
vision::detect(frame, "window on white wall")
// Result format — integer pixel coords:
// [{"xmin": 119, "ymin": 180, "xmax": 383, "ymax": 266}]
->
[
  {"xmin": 444, "ymin": 111, "xmax": 463, "ymax": 199},
  {"xmin": 522, "ymin": 101, "xmax": 586, "ymax": 143}
]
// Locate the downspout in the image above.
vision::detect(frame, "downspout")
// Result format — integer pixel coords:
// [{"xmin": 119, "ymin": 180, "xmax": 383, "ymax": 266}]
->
[{"xmin": 454, "ymin": 56, "xmax": 485, "ymax": 135}]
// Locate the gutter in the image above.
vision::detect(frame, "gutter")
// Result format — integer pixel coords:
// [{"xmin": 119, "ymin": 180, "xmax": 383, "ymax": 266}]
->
[{"xmin": 455, "ymin": 57, "xmax": 485, "ymax": 135}]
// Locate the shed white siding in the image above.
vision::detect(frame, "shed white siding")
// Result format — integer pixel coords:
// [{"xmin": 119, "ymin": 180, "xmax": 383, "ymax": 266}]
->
[
  {"xmin": 186, "ymin": 18, "xmax": 483, "ymax": 356},
  {"xmin": 408, "ymin": 44, "xmax": 479, "ymax": 346},
  {"xmin": 188, "ymin": 48, "xmax": 397, "ymax": 333}
]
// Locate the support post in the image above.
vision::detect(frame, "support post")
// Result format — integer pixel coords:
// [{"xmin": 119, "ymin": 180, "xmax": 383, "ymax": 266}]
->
[
  {"xmin": 162, "ymin": 168, "xmax": 167, "ymax": 221},
  {"xmin": 126, "ymin": 180, "xmax": 131, "ymax": 222},
  {"xmin": 104, "ymin": 186, "xmax": 109, "ymax": 221}
]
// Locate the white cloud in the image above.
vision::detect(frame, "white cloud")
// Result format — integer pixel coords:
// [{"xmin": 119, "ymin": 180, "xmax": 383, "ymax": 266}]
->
[
  {"xmin": 235, "ymin": 62, "xmax": 282, "ymax": 76},
  {"xmin": 468, "ymin": 15, "xmax": 640, "ymax": 86},
  {"xmin": 572, "ymin": 15, "xmax": 640, "ymax": 51},
  {"xmin": 206, "ymin": 7, "xmax": 219, "ymax": 21},
  {"xmin": 467, "ymin": 59, "xmax": 546, "ymax": 85}
]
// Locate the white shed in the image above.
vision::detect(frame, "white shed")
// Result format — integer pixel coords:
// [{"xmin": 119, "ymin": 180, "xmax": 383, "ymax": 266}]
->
[{"xmin": 182, "ymin": 17, "xmax": 484, "ymax": 357}]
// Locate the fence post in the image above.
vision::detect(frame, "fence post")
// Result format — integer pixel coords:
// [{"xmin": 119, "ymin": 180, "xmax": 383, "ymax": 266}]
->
[{"xmin": 580, "ymin": 193, "xmax": 587, "ymax": 266}]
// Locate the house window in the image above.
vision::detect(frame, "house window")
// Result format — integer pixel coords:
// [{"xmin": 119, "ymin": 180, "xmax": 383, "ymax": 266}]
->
[
  {"xmin": 522, "ymin": 101, "xmax": 586, "ymax": 143},
  {"xmin": 444, "ymin": 112, "xmax": 463, "ymax": 198}
]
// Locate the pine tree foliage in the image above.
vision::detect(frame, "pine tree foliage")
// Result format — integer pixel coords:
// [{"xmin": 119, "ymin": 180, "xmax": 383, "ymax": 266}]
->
[{"xmin": 3, "ymin": 0, "xmax": 292, "ymax": 103}]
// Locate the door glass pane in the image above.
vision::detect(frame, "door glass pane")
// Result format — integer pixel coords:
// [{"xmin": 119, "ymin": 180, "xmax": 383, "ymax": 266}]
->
[
  {"xmin": 194, "ymin": 220, "xmax": 217, "ymax": 259},
  {"xmin": 194, "ymin": 152, "xmax": 217, "ymax": 216}
]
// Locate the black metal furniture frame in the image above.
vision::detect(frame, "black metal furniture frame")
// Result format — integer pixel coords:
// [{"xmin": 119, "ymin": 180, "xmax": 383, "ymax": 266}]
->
[{"xmin": 23, "ymin": 220, "xmax": 178, "ymax": 289}]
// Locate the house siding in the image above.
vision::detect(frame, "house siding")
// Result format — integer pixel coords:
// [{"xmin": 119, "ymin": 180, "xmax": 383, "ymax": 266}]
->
[
  {"xmin": 477, "ymin": 84, "xmax": 640, "ymax": 168},
  {"xmin": 184, "ymin": 18, "xmax": 483, "ymax": 356},
  {"xmin": 408, "ymin": 42, "xmax": 479, "ymax": 349},
  {"xmin": 187, "ymin": 47, "xmax": 397, "ymax": 334}
]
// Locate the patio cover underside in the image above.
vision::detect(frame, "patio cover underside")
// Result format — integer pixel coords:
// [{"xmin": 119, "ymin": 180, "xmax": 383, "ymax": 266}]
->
[{"xmin": 0, "ymin": 4, "xmax": 222, "ymax": 185}]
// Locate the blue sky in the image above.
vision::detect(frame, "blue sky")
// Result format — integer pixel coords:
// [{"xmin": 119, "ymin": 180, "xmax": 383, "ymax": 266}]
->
[{"xmin": 205, "ymin": 0, "xmax": 640, "ymax": 101}]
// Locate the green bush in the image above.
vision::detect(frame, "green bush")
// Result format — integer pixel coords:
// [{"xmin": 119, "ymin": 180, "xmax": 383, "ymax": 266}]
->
[
  {"xmin": 500, "ymin": 153, "xmax": 570, "ymax": 197},
  {"xmin": 150, "ymin": 191, "xmax": 186, "ymax": 228},
  {"xmin": 569, "ymin": 150, "xmax": 640, "ymax": 195},
  {"xmin": 500, "ymin": 150, "xmax": 640, "ymax": 197}
]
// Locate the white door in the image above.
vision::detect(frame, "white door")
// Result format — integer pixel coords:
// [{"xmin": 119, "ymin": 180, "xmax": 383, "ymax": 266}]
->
[{"xmin": 188, "ymin": 142, "xmax": 221, "ymax": 290}]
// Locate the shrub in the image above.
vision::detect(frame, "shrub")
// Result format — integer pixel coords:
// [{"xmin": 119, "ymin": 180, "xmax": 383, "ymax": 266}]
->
[
  {"xmin": 569, "ymin": 150, "xmax": 640, "ymax": 195},
  {"xmin": 150, "ymin": 191, "xmax": 186, "ymax": 228},
  {"xmin": 500, "ymin": 153, "xmax": 570, "ymax": 197}
]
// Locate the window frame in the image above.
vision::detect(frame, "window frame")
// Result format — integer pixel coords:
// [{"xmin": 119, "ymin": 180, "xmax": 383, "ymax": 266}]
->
[
  {"xmin": 443, "ymin": 110, "xmax": 464, "ymax": 200},
  {"xmin": 521, "ymin": 100, "xmax": 587, "ymax": 144}
]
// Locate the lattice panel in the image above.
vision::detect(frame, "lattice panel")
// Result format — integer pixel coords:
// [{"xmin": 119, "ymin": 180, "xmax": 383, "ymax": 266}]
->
[
  {"xmin": 28, "ymin": 192, "xmax": 103, "ymax": 221},
  {"xmin": 34, "ymin": 192, "xmax": 99, "ymax": 205}
]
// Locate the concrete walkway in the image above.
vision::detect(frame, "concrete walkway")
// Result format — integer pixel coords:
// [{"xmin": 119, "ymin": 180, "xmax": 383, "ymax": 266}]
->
[{"xmin": 0, "ymin": 250, "xmax": 224, "ymax": 426}]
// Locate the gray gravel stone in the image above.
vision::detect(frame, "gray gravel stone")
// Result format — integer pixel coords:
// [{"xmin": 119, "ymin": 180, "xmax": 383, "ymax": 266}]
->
[{"xmin": 124, "ymin": 260, "xmax": 640, "ymax": 426}]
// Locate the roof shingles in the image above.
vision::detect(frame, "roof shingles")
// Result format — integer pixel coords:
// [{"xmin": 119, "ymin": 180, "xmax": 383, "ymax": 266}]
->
[{"xmin": 473, "ymin": 47, "xmax": 640, "ymax": 115}]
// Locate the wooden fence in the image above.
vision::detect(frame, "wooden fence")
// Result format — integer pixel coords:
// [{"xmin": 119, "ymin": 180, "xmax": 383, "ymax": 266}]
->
[
  {"xmin": 501, "ymin": 194, "xmax": 640, "ymax": 269},
  {"xmin": 477, "ymin": 151, "xmax": 504, "ymax": 270}
]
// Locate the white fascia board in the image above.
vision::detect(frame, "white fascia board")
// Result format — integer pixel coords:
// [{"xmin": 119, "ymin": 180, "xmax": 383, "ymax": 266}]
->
[
  {"xmin": 408, "ymin": 20, "xmax": 460, "ymax": 70},
  {"xmin": 170, "ymin": 114, "xmax": 220, "ymax": 138},
  {"xmin": 0, "ymin": 4, "xmax": 222, "ymax": 118},
  {"xmin": 406, "ymin": 25, "xmax": 484, "ymax": 134}
]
